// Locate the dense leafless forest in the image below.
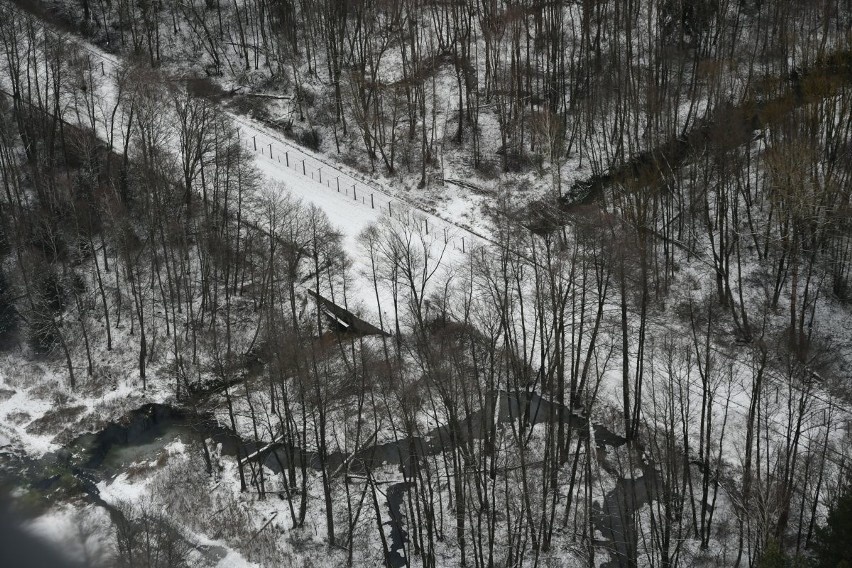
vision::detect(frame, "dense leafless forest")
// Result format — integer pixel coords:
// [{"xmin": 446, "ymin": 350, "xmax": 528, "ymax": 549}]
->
[{"xmin": 0, "ymin": 0, "xmax": 851, "ymax": 566}]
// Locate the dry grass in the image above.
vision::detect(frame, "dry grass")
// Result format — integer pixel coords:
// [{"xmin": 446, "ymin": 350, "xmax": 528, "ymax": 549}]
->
[
  {"xmin": 7, "ymin": 410, "xmax": 31, "ymax": 425},
  {"xmin": 26, "ymin": 404, "xmax": 86, "ymax": 436}
]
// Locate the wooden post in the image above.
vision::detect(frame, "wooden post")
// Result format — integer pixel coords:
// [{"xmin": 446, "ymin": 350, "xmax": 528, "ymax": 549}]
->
[
  {"xmin": 268, "ymin": 143, "xmax": 272, "ymax": 156},
  {"xmin": 462, "ymin": 237, "xmax": 465, "ymax": 253},
  {"xmin": 319, "ymin": 169, "xmax": 322, "ymax": 183},
  {"xmin": 353, "ymin": 185, "xmax": 357, "ymax": 200},
  {"xmin": 253, "ymin": 136, "xmax": 257, "ymax": 151},
  {"xmin": 337, "ymin": 178, "xmax": 340, "ymax": 192},
  {"xmin": 285, "ymin": 152, "xmax": 289, "ymax": 167},
  {"xmin": 302, "ymin": 160, "xmax": 306, "ymax": 175},
  {"xmin": 371, "ymin": 194, "xmax": 374, "ymax": 208}
]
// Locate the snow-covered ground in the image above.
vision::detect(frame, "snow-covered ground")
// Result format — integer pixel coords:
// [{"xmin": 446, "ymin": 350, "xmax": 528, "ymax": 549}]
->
[{"xmin": 2, "ymin": 3, "xmax": 852, "ymax": 567}]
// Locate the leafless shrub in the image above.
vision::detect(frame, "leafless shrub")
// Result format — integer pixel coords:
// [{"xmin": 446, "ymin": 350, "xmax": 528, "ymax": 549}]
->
[
  {"xmin": 146, "ymin": 452, "xmax": 283, "ymax": 565},
  {"xmin": 26, "ymin": 405, "xmax": 86, "ymax": 436},
  {"xmin": 113, "ymin": 500, "xmax": 191, "ymax": 568}
]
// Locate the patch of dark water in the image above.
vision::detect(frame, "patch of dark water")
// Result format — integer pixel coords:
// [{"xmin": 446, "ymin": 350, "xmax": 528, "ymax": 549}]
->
[
  {"xmin": 384, "ymin": 481, "xmax": 412, "ymax": 568},
  {"xmin": 593, "ymin": 460, "xmax": 663, "ymax": 568}
]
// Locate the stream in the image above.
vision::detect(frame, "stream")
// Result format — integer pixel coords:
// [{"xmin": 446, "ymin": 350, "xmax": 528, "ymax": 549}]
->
[
  {"xmin": 1, "ymin": 392, "xmax": 649, "ymax": 567},
  {"xmin": 0, "ymin": 404, "xmax": 240, "ymax": 565},
  {"xmin": 250, "ymin": 389, "xmax": 636, "ymax": 567}
]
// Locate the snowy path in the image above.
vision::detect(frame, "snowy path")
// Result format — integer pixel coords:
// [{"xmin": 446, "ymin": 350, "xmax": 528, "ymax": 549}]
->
[{"xmin": 240, "ymin": 122, "xmax": 473, "ymax": 257}]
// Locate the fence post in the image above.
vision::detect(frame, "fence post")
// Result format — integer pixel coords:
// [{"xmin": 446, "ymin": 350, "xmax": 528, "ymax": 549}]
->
[
  {"xmin": 268, "ymin": 143, "xmax": 272, "ymax": 157},
  {"xmin": 371, "ymin": 194, "xmax": 374, "ymax": 208},
  {"xmin": 425, "ymin": 218, "xmax": 429, "ymax": 234},
  {"xmin": 253, "ymin": 135, "xmax": 257, "ymax": 151},
  {"xmin": 319, "ymin": 169, "xmax": 322, "ymax": 184},
  {"xmin": 353, "ymin": 184, "xmax": 357, "ymax": 200},
  {"xmin": 302, "ymin": 160, "xmax": 306, "ymax": 175},
  {"xmin": 389, "ymin": 202, "xmax": 392, "ymax": 216},
  {"xmin": 444, "ymin": 228, "xmax": 447, "ymax": 243},
  {"xmin": 337, "ymin": 178, "xmax": 340, "ymax": 192},
  {"xmin": 462, "ymin": 237, "xmax": 465, "ymax": 253},
  {"xmin": 285, "ymin": 152, "xmax": 289, "ymax": 167},
  {"xmin": 101, "ymin": 61, "xmax": 105, "ymax": 76}
]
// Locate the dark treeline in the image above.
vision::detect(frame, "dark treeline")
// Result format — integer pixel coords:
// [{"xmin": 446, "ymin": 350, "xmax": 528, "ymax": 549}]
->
[
  {"xmin": 16, "ymin": 0, "xmax": 851, "ymax": 184},
  {"xmin": 1, "ymin": 1, "xmax": 852, "ymax": 568}
]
